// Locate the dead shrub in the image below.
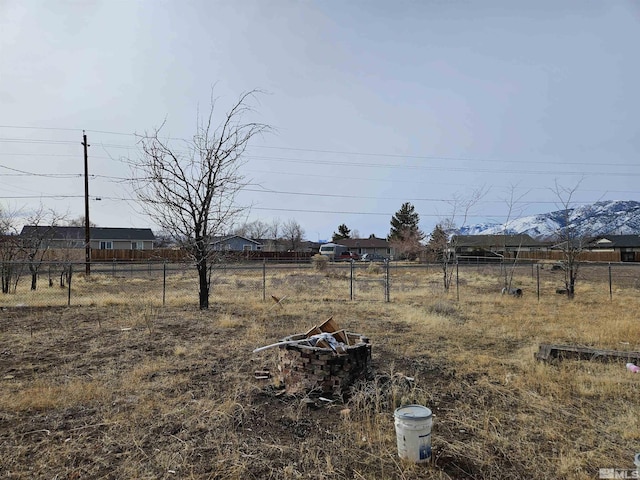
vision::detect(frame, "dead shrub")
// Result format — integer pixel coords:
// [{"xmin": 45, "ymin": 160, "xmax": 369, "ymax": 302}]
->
[
  {"xmin": 311, "ymin": 254, "xmax": 328, "ymax": 271},
  {"xmin": 429, "ymin": 300, "xmax": 458, "ymax": 317},
  {"xmin": 366, "ymin": 262, "xmax": 381, "ymax": 274}
]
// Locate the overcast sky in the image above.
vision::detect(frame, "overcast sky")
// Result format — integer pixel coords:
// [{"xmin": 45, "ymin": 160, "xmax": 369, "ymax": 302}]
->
[{"xmin": 1, "ymin": 0, "xmax": 639, "ymax": 241}]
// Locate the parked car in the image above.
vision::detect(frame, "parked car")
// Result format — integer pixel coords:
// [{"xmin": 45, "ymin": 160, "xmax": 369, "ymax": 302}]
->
[
  {"xmin": 335, "ymin": 251, "xmax": 360, "ymax": 261},
  {"xmin": 360, "ymin": 253, "xmax": 386, "ymax": 262}
]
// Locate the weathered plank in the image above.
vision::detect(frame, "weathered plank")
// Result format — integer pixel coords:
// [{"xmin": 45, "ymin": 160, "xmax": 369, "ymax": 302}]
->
[{"xmin": 535, "ymin": 344, "xmax": 640, "ymax": 363}]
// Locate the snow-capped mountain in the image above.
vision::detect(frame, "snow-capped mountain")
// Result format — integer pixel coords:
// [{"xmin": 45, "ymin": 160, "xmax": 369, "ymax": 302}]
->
[{"xmin": 459, "ymin": 200, "xmax": 640, "ymax": 239}]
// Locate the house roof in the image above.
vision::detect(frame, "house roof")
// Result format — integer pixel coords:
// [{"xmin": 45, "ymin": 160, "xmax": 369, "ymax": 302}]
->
[
  {"xmin": 588, "ymin": 234, "xmax": 640, "ymax": 248},
  {"xmin": 340, "ymin": 236, "xmax": 390, "ymax": 248},
  {"xmin": 452, "ymin": 234, "xmax": 543, "ymax": 248},
  {"xmin": 20, "ymin": 226, "xmax": 156, "ymax": 241},
  {"xmin": 210, "ymin": 235, "xmax": 262, "ymax": 245}
]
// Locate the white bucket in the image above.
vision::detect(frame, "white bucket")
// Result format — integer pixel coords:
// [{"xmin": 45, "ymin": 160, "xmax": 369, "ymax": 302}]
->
[{"xmin": 394, "ymin": 404, "xmax": 432, "ymax": 463}]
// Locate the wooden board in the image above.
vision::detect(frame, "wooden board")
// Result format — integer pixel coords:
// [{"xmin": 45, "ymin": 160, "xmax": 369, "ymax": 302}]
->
[
  {"xmin": 331, "ymin": 329, "xmax": 349, "ymax": 345},
  {"xmin": 535, "ymin": 344, "xmax": 640, "ymax": 363},
  {"xmin": 305, "ymin": 325, "xmax": 322, "ymax": 338},
  {"xmin": 318, "ymin": 316, "xmax": 339, "ymax": 333}
]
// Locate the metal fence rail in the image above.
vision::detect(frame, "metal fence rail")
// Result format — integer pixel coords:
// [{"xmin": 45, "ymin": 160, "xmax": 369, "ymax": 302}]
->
[{"xmin": 0, "ymin": 260, "xmax": 638, "ymax": 308}]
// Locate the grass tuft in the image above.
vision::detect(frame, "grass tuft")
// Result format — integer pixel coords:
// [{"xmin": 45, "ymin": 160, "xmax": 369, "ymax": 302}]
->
[{"xmin": 1, "ymin": 264, "xmax": 639, "ymax": 479}]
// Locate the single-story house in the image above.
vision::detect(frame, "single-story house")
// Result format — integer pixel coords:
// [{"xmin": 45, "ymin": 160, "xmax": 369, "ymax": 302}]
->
[
  {"xmin": 340, "ymin": 235, "xmax": 393, "ymax": 258},
  {"xmin": 585, "ymin": 235, "xmax": 640, "ymax": 262},
  {"xmin": 20, "ymin": 226, "xmax": 156, "ymax": 250},
  {"xmin": 451, "ymin": 234, "xmax": 547, "ymax": 260},
  {"xmin": 300, "ymin": 241, "xmax": 321, "ymax": 253},
  {"xmin": 210, "ymin": 235, "xmax": 263, "ymax": 252},
  {"xmin": 251, "ymin": 239, "xmax": 319, "ymax": 253}
]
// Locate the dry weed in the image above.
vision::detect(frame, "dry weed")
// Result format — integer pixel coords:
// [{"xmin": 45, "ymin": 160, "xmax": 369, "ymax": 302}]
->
[{"xmin": 1, "ymin": 265, "xmax": 639, "ymax": 479}]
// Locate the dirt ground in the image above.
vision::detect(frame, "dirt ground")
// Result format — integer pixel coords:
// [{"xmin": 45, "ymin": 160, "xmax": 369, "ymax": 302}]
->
[
  {"xmin": 0, "ymin": 302, "xmax": 491, "ymax": 479},
  {"xmin": 1, "ymin": 271, "xmax": 639, "ymax": 479}
]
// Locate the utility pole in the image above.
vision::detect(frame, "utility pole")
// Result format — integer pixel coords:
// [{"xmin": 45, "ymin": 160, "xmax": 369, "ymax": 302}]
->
[{"xmin": 82, "ymin": 131, "xmax": 91, "ymax": 277}]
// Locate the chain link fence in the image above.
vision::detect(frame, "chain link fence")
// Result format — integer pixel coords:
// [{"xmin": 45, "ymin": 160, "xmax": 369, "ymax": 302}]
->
[{"xmin": 1, "ymin": 259, "xmax": 639, "ymax": 308}]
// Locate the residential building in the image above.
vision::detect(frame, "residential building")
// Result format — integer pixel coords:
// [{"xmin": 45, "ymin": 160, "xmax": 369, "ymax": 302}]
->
[
  {"xmin": 340, "ymin": 235, "xmax": 393, "ymax": 258},
  {"xmin": 210, "ymin": 235, "xmax": 263, "ymax": 252},
  {"xmin": 20, "ymin": 226, "xmax": 156, "ymax": 250},
  {"xmin": 585, "ymin": 234, "xmax": 640, "ymax": 262},
  {"xmin": 451, "ymin": 234, "xmax": 546, "ymax": 260}
]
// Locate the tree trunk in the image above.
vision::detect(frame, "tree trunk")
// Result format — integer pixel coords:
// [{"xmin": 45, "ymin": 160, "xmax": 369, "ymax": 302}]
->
[
  {"xmin": 567, "ymin": 269, "xmax": 577, "ymax": 299},
  {"xmin": 442, "ymin": 261, "xmax": 451, "ymax": 291},
  {"xmin": 28, "ymin": 260, "xmax": 38, "ymax": 290},
  {"xmin": 2, "ymin": 265, "xmax": 11, "ymax": 294},
  {"xmin": 198, "ymin": 259, "xmax": 209, "ymax": 310}
]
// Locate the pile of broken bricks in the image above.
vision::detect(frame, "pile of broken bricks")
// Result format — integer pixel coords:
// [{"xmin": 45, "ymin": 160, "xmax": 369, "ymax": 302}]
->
[{"xmin": 253, "ymin": 317, "xmax": 372, "ymax": 396}]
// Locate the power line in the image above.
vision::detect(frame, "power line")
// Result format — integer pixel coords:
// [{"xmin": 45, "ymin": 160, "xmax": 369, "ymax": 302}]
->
[
  {"xmin": 244, "ymin": 154, "xmax": 640, "ymax": 177},
  {"xmin": 0, "ymin": 188, "xmax": 602, "ymax": 209},
  {"xmin": 2, "ymin": 125, "xmax": 637, "ymax": 169},
  {"xmin": 241, "ymin": 186, "xmax": 609, "ymax": 205},
  {"xmin": 249, "ymin": 206, "xmax": 517, "ymax": 219},
  {"xmin": 0, "ymin": 125, "xmax": 80, "ymax": 132},
  {"xmin": 0, "ymin": 137, "xmax": 78, "ymax": 145},
  {"xmin": 244, "ymin": 187, "xmax": 448, "ymax": 203},
  {"xmin": 248, "ymin": 145, "xmax": 640, "ymax": 169},
  {"xmin": 1, "ymin": 181, "xmax": 630, "ymax": 221},
  {"xmin": 0, "ymin": 161, "xmax": 633, "ymax": 205},
  {"xmin": 0, "ymin": 152, "xmax": 111, "ymax": 159},
  {"xmin": 0, "ymin": 164, "xmax": 81, "ymax": 178},
  {"xmin": 85, "ymin": 129, "xmax": 137, "ymax": 136},
  {"xmin": 0, "ymin": 126, "xmax": 636, "ymax": 217},
  {"xmin": 4, "ymin": 145, "xmax": 627, "ymax": 177},
  {"xmin": 0, "ymin": 195, "xmax": 85, "ymax": 199},
  {"xmin": 0, "ymin": 163, "xmax": 132, "ymax": 181}
]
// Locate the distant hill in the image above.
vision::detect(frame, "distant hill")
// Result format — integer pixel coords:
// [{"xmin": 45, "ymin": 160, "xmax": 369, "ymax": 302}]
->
[{"xmin": 459, "ymin": 200, "xmax": 640, "ymax": 239}]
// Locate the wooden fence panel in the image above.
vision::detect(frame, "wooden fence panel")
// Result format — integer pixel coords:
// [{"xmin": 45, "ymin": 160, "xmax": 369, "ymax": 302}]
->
[
  {"xmin": 516, "ymin": 251, "xmax": 621, "ymax": 262},
  {"xmin": 89, "ymin": 249, "xmax": 313, "ymax": 262},
  {"xmin": 91, "ymin": 249, "xmax": 186, "ymax": 261}
]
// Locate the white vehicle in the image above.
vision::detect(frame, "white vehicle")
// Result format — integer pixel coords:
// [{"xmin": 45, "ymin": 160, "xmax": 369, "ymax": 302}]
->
[
  {"xmin": 360, "ymin": 253, "xmax": 386, "ymax": 262},
  {"xmin": 318, "ymin": 243, "xmax": 349, "ymax": 260}
]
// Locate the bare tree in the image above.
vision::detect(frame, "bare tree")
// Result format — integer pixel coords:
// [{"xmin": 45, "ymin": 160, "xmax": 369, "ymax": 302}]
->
[
  {"xmin": 0, "ymin": 205, "xmax": 23, "ymax": 294},
  {"xmin": 430, "ymin": 219, "xmax": 456, "ymax": 291},
  {"xmin": 52, "ymin": 233, "xmax": 79, "ymax": 288},
  {"xmin": 152, "ymin": 229, "xmax": 176, "ymax": 248},
  {"xmin": 435, "ymin": 188, "xmax": 487, "ymax": 291},
  {"xmin": 67, "ymin": 216, "xmax": 96, "ymax": 228},
  {"xmin": 282, "ymin": 218, "xmax": 304, "ymax": 251},
  {"xmin": 234, "ymin": 219, "xmax": 271, "ymax": 240},
  {"xmin": 129, "ymin": 90, "xmax": 270, "ymax": 309},
  {"xmin": 552, "ymin": 180, "xmax": 586, "ymax": 299},
  {"xmin": 20, "ymin": 206, "xmax": 67, "ymax": 290},
  {"xmin": 266, "ymin": 218, "xmax": 282, "ymax": 252},
  {"xmin": 499, "ymin": 186, "xmax": 530, "ymax": 292}
]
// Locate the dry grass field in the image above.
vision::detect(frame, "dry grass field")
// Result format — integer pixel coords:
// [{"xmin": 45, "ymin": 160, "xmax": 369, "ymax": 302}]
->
[{"xmin": 1, "ymin": 264, "xmax": 639, "ymax": 479}]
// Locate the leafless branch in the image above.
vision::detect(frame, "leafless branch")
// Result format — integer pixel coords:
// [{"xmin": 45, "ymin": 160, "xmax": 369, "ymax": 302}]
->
[{"xmin": 126, "ymin": 89, "xmax": 271, "ymax": 308}]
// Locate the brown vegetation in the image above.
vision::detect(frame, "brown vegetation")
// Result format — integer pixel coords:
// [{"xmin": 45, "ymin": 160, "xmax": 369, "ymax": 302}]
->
[{"xmin": 1, "ymin": 266, "xmax": 639, "ymax": 479}]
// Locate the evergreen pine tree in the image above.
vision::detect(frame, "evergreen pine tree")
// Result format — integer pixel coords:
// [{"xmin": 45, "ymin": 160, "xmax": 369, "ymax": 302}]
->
[
  {"xmin": 427, "ymin": 224, "xmax": 448, "ymax": 260},
  {"xmin": 332, "ymin": 223, "xmax": 351, "ymax": 242},
  {"xmin": 388, "ymin": 202, "xmax": 425, "ymax": 260},
  {"xmin": 388, "ymin": 202, "xmax": 422, "ymax": 241}
]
